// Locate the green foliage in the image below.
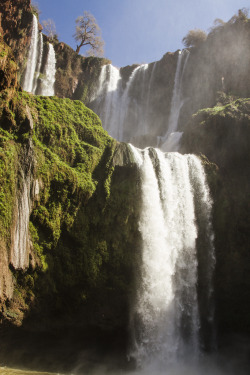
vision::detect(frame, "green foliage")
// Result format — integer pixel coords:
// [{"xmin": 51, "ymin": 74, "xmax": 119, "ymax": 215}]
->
[
  {"xmin": 0, "ymin": 131, "xmax": 17, "ymax": 239},
  {"xmin": 29, "ymin": 221, "xmax": 48, "ymax": 271},
  {"xmin": 0, "ymin": 79, "xmax": 120, "ymax": 323}
]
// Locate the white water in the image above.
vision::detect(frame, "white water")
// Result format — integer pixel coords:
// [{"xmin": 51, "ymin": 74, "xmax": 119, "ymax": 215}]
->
[
  {"xmin": 94, "ymin": 64, "xmax": 122, "ymax": 139},
  {"xmin": 39, "ymin": 43, "xmax": 56, "ymax": 96},
  {"xmin": 92, "ymin": 62, "xmax": 160, "ymax": 143},
  {"xmin": 22, "ymin": 16, "xmax": 56, "ymax": 96},
  {"xmin": 129, "ymin": 145, "xmax": 215, "ymax": 371},
  {"xmin": 159, "ymin": 50, "xmax": 190, "ymax": 151},
  {"xmin": 91, "ymin": 51, "xmax": 189, "ymax": 151},
  {"xmin": 22, "ymin": 14, "xmax": 39, "ymax": 93},
  {"xmin": 32, "ymin": 33, "xmax": 44, "ymax": 94}
]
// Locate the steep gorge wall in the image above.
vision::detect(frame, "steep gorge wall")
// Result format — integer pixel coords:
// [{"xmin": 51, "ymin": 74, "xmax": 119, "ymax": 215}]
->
[
  {"xmin": 2, "ymin": 1, "xmax": 250, "ymax": 139},
  {"xmin": 0, "ymin": 0, "xmax": 36, "ymax": 78},
  {"xmin": 181, "ymin": 97, "xmax": 250, "ymax": 334},
  {"xmin": 0, "ymin": 37, "xmax": 143, "ymax": 370},
  {"xmin": 179, "ymin": 17, "xmax": 250, "ymax": 129}
]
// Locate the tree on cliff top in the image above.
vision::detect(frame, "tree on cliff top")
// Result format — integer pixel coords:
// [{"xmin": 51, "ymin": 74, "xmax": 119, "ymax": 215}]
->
[
  {"xmin": 182, "ymin": 29, "xmax": 207, "ymax": 48},
  {"xmin": 42, "ymin": 19, "xmax": 58, "ymax": 41},
  {"xmin": 73, "ymin": 11, "xmax": 104, "ymax": 56}
]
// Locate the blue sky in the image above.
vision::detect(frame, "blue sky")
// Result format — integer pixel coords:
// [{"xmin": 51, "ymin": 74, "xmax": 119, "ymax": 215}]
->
[{"xmin": 34, "ymin": 0, "xmax": 249, "ymax": 67}]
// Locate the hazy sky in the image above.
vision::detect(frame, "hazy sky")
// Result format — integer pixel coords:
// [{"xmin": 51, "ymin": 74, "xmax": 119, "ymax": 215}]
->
[{"xmin": 35, "ymin": 0, "xmax": 249, "ymax": 67}]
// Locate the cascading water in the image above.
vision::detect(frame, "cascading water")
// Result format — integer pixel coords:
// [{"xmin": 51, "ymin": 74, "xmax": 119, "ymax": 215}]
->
[
  {"xmin": 93, "ymin": 64, "xmax": 122, "ymax": 139},
  {"xmin": 129, "ymin": 144, "xmax": 215, "ymax": 371},
  {"xmin": 21, "ymin": 15, "xmax": 56, "ymax": 96},
  {"xmin": 32, "ymin": 33, "xmax": 43, "ymax": 94},
  {"xmin": 159, "ymin": 49, "xmax": 190, "ymax": 151},
  {"xmin": 91, "ymin": 50, "xmax": 190, "ymax": 151},
  {"xmin": 39, "ymin": 43, "xmax": 56, "ymax": 96},
  {"xmin": 22, "ymin": 14, "xmax": 39, "ymax": 93},
  {"xmin": 91, "ymin": 62, "xmax": 159, "ymax": 143}
]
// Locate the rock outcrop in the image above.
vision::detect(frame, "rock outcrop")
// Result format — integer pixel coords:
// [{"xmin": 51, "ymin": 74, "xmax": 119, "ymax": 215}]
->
[
  {"xmin": 0, "ymin": 0, "xmax": 34, "ymax": 75},
  {"xmin": 181, "ymin": 97, "xmax": 250, "ymax": 334}
]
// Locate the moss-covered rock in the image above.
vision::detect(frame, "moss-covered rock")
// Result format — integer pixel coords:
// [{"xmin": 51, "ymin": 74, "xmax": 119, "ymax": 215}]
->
[
  {"xmin": 0, "ymin": 37, "xmax": 142, "ymax": 351},
  {"xmin": 181, "ymin": 97, "xmax": 250, "ymax": 169}
]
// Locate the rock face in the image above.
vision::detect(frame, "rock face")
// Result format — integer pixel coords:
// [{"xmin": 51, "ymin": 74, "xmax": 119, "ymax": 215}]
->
[
  {"xmin": 179, "ymin": 16, "xmax": 250, "ymax": 130},
  {"xmin": 1, "ymin": 1, "xmax": 250, "ymax": 139},
  {"xmin": 0, "ymin": 0, "xmax": 34, "ymax": 73},
  {"xmin": 181, "ymin": 97, "xmax": 250, "ymax": 334},
  {"xmin": 0, "ymin": 35, "xmax": 141, "ymax": 367},
  {"xmin": 54, "ymin": 41, "xmax": 111, "ymax": 101},
  {"xmin": 0, "ymin": 35, "xmax": 20, "ymax": 302},
  {"xmin": 88, "ymin": 52, "xmax": 178, "ymax": 148}
]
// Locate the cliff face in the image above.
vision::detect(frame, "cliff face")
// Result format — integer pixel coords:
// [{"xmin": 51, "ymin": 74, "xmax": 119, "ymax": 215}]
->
[
  {"xmin": 0, "ymin": 34, "xmax": 20, "ymax": 301},
  {"xmin": 0, "ymin": 0, "xmax": 35, "ymax": 78},
  {"xmin": 0, "ymin": 36, "xmax": 142, "ymax": 370},
  {"xmin": 54, "ymin": 41, "xmax": 111, "ymax": 101},
  {"xmin": 181, "ymin": 97, "xmax": 250, "ymax": 334},
  {"xmin": 1, "ymin": 1, "xmax": 249, "ymax": 138},
  {"xmin": 179, "ymin": 17, "xmax": 250, "ymax": 129}
]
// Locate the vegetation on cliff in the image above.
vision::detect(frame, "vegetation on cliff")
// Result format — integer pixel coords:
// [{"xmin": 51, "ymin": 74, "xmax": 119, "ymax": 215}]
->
[
  {"xmin": 54, "ymin": 41, "xmax": 110, "ymax": 102},
  {"xmin": 179, "ymin": 10, "xmax": 250, "ymax": 131},
  {"xmin": 0, "ymin": 31, "xmax": 142, "ymax": 349}
]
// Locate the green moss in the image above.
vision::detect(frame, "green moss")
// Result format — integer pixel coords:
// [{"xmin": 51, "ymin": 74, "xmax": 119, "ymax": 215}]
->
[
  {"xmin": 195, "ymin": 97, "xmax": 250, "ymax": 119},
  {"xmin": 0, "ymin": 133, "xmax": 17, "ymax": 239}
]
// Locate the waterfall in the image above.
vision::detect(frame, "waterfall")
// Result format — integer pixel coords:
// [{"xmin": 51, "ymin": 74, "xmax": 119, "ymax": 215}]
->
[
  {"xmin": 22, "ymin": 14, "xmax": 39, "ymax": 93},
  {"xmin": 129, "ymin": 145, "xmax": 215, "ymax": 370},
  {"xmin": 91, "ymin": 62, "xmax": 158, "ymax": 143},
  {"xmin": 39, "ymin": 43, "xmax": 56, "ymax": 96},
  {"xmin": 159, "ymin": 50, "xmax": 190, "ymax": 151},
  {"xmin": 93, "ymin": 64, "xmax": 122, "ymax": 139},
  {"xmin": 91, "ymin": 52, "xmax": 189, "ymax": 150},
  {"xmin": 32, "ymin": 33, "xmax": 44, "ymax": 94},
  {"xmin": 21, "ymin": 15, "xmax": 56, "ymax": 96}
]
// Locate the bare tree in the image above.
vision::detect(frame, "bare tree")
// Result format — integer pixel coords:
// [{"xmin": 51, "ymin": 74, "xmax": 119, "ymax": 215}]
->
[
  {"xmin": 42, "ymin": 19, "xmax": 58, "ymax": 41},
  {"xmin": 73, "ymin": 11, "xmax": 104, "ymax": 56},
  {"xmin": 182, "ymin": 29, "xmax": 207, "ymax": 48}
]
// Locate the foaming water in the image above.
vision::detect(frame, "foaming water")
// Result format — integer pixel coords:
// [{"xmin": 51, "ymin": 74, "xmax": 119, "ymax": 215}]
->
[
  {"xmin": 128, "ymin": 145, "xmax": 215, "ymax": 371},
  {"xmin": 21, "ymin": 16, "xmax": 56, "ymax": 96},
  {"xmin": 39, "ymin": 43, "xmax": 56, "ymax": 96},
  {"xmin": 91, "ymin": 62, "xmax": 161, "ymax": 144},
  {"xmin": 22, "ymin": 14, "xmax": 38, "ymax": 92},
  {"xmin": 91, "ymin": 50, "xmax": 189, "ymax": 151},
  {"xmin": 1, "ymin": 337, "xmax": 250, "ymax": 375},
  {"xmin": 159, "ymin": 50, "xmax": 189, "ymax": 151}
]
